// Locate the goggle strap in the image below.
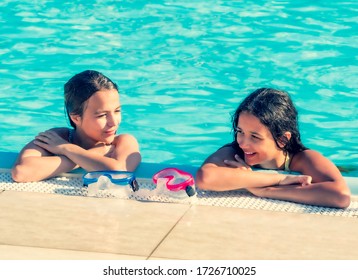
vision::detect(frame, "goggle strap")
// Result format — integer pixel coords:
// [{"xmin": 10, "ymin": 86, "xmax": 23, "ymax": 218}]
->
[
  {"xmin": 130, "ymin": 179, "xmax": 139, "ymax": 192},
  {"xmin": 185, "ymin": 185, "xmax": 196, "ymax": 197}
]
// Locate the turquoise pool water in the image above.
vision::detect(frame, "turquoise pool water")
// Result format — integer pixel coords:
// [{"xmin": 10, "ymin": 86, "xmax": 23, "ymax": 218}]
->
[{"xmin": 0, "ymin": 0, "xmax": 357, "ymax": 176}]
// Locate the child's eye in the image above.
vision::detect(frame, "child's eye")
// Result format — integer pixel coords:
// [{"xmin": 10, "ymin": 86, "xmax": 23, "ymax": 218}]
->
[
  {"xmin": 235, "ymin": 128, "xmax": 243, "ymax": 134},
  {"xmin": 252, "ymin": 135, "xmax": 262, "ymax": 140}
]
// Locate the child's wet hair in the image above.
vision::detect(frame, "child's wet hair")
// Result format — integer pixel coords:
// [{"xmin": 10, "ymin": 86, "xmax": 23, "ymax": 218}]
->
[
  {"xmin": 64, "ymin": 70, "xmax": 118, "ymax": 128},
  {"xmin": 232, "ymin": 88, "xmax": 307, "ymax": 154}
]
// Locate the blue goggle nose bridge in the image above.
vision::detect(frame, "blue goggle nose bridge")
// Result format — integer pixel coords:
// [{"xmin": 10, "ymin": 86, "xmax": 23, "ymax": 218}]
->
[{"xmin": 83, "ymin": 171, "xmax": 139, "ymax": 192}]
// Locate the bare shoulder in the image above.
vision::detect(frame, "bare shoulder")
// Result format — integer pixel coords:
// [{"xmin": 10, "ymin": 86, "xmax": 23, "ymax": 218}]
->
[
  {"xmin": 18, "ymin": 127, "xmax": 69, "ymax": 157},
  {"xmin": 111, "ymin": 134, "xmax": 141, "ymax": 170},
  {"xmin": 292, "ymin": 149, "xmax": 324, "ymax": 161},
  {"xmin": 291, "ymin": 149, "xmax": 343, "ymax": 181},
  {"xmin": 291, "ymin": 149, "xmax": 334, "ymax": 166},
  {"xmin": 49, "ymin": 127, "xmax": 71, "ymax": 139},
  {"xmin": 113, "ymin": 134, "xmax": 139, "ymax": 149},
  {"xmin": 203, "ymin": 145, "xmax": 237, "ymax": 167}
]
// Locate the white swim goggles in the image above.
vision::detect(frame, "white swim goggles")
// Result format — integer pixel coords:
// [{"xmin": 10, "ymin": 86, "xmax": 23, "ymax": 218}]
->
[{"xmin": 83, "ymin": 171, "xmax": 139, "ymax": 192}]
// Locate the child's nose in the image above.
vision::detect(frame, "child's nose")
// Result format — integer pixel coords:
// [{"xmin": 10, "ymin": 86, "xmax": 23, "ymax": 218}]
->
[
  {"xmin": 237, "ymin": 136, "xmax": 248, "ymax": 148},
  {"xmin": 107, "ymin": 114, "xmax": 119, "ymax": 127}
]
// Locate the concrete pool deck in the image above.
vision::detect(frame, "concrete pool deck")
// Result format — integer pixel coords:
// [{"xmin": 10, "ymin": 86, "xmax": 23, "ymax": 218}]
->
[
  {"xmin": 1, "ymin": 152, "xmax": 358, "ymax": 260},
  {"xmin": 1, "ymin": 190, "xmax": 358, "ymax": 260}
]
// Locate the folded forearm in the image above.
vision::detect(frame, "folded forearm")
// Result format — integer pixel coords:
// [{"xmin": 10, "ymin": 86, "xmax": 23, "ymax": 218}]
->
[
  {"xmin": 197, "ymin": 165, "xmax": 284, "ymax": 190},
  {"xmin": 12, "ymin": 156, "xmax": 77, "ymax": 182},
  {"xmin": 258, "ymin": 182, "xmax": 350, "ymax": 208},
  {"xmin": 62, "ymin": 145, "xmax": 123, "ymax": 171}
]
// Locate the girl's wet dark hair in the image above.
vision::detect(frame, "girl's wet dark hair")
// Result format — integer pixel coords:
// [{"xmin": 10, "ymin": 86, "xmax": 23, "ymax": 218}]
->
[
  {"xmin": 232, "ymin": 88, "xmax": 307, "ymax": 154},
  {"xmin": 64, "ymin": 70, "xmax": 118, "ymax": 128}
]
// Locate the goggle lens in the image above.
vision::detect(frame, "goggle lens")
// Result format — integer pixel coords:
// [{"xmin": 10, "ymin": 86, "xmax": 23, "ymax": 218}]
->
[{"xmin": 83, "ymin": 171, "xmax": 139, "ymax": 192}]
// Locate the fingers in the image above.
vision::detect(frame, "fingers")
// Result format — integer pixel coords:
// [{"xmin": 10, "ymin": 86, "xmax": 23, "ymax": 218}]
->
[
  {"xmin": 223, "ymin": 159, "xmax": 240, "ymax": 167},
  {"xmin": 33, "ymin": 139, "xmax": 47, "ymax": 148},
  {"xmin": 37, "ymin": 130, "xmax": 56, "ymax": 138},
  {"xmin": 223, "ymin": 154, "xmax": 252, "ymax": 170},
  {"xmin": 35, "ymin": 130, "xmax": 64, "ymax": 144},
  {"xmin": 36, "ymin": 131, "xmax": 51, "ymax": 140},
  {"xmin": 234, "ymin": 154, "xmax": 251, "ymax": 170},
  {"xmin": 279, "ymin": 174, "xmax": 312, "ymax": 186},
  {"xmin": 307, "ymin": 176, "xmax": 312, "ymax": 184},
  {"xmin": 34, "ymin": 131, "xmax": 52, "ymax": 145},
  {"xmin": 296, "ymin": 175, "xmax": 311, "ymax": 186},
  {"xmin": 234, "ymin": 154, "xmax": 249, "ymax": 165},
  {"xmin": 299, "ymin": 175, "xmax": 312, "ymax": 186},
  {"xmin": 35, "ymin": 133, "xmax": 49, "ymax": 143}
]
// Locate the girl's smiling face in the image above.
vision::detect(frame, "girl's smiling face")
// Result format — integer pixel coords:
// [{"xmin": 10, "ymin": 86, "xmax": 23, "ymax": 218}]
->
[
  {"xmin": 71, "ymin": 89, "xmax": 121, "ymax": 148},
  {"xmin": 236, "ymin": 111, "xmax": 286, "ymax": 169}
]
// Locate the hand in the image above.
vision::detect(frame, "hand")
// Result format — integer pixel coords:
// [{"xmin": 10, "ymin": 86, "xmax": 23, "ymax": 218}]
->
[
  {"xmin": 33, "ymin": 130, "xmax": 70, "ymax": 155},
  {"xmin": 278, "ymin": 174, "xmax": 312, "ymax": 186},
  {"xmin": 223, "ymin": 154, "xmax": 252, "ymax": 170},
  {"xmin": 247, "ymin": 174, "xmax": 312, "ymax": 198}
]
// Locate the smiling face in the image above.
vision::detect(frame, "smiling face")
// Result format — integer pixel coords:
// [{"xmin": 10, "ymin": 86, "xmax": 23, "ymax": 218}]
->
[
  {"xmin": 70, "ymin": 89, "xmax": 121, "ymax": 148},
  {"xmin": 236, "ymin": 111, "xmax": 286, "ymax": 169}
]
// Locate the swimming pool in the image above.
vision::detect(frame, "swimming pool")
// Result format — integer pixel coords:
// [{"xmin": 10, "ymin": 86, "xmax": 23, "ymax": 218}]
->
[{"xmin": 0, "ymin": 0, "xmax": 357, "ymax": 176}]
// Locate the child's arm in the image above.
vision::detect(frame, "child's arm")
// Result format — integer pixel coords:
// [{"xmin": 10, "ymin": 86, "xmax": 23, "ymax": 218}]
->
[
  {"xmin": 247, "ymin": 150, "xmax": 351, "ymax": 208},
  {"xmin": 108, "ymin": 134, "xmax": 141, "ymax": 171},
  {"xmin": 196, "ymin": 146, "xmax": 311, "ymax": 191},
  {"xmin": 12, "ymin": 131, "xmax": 141, "ymax": 182},
  {"xmin": 11, "ymin": 141, "xmax": 77, "ymax": 182},
  {"xmin": 33, "ymin": 131, "xmax": 141, "ymax": 173}
]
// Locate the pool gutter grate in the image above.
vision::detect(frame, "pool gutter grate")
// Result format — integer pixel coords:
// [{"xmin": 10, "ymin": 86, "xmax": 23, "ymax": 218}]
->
[{"xmin": 1, "ymin": 172, "xmax": 357, "ymax": 218}]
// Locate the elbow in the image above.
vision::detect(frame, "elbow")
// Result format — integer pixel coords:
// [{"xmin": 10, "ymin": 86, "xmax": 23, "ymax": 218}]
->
[
  {"xmin": 104, "ymin": 152, "xmax": 141, "ymax": 172},
  {"xmin": 126, "ymin": 152, "xmax": 142, "ymax": 172},
  {"xmin": 11, "ymin": 164, "xmax": 30, "ymax": 183},
  {"xmin": 328, "ymin": 183, "xmax": 351, "ymax": 208},
  {"xmin": 333, "ymin": 190, "xmax": 351, "ymax": 209},
  {"xmin": 195, "ymin": 166, "xmax": 217, "ymax": 191}
]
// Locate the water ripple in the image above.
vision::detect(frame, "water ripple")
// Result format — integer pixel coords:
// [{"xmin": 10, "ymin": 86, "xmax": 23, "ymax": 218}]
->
[{"xmin": 0, "ymin": 0, "xmax": 357, "ymax": 173}]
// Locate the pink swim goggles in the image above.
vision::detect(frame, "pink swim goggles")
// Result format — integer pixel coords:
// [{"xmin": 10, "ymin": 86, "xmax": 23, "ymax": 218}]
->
[{"xmin": 152, "ymin": 168, "xmax": 196, "ymax": 197}]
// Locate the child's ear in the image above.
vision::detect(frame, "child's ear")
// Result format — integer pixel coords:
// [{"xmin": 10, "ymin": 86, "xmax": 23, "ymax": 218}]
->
[
  {"xmin": 278, "ymin": 132, "xmax": 292, "ymax": 148},
  {"xmin": 70, "ymin": 114, "xmax": 81, "ymax": 126}
]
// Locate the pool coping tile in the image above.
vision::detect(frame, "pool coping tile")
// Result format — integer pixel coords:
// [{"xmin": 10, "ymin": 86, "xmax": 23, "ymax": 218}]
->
[
  {"xmin": 151, "ymin": 204, "xmax": 358, "ymax": 260},
  {"xmin": 0, "ymin": 190, "xmax": 190, "ymax": 258}
]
